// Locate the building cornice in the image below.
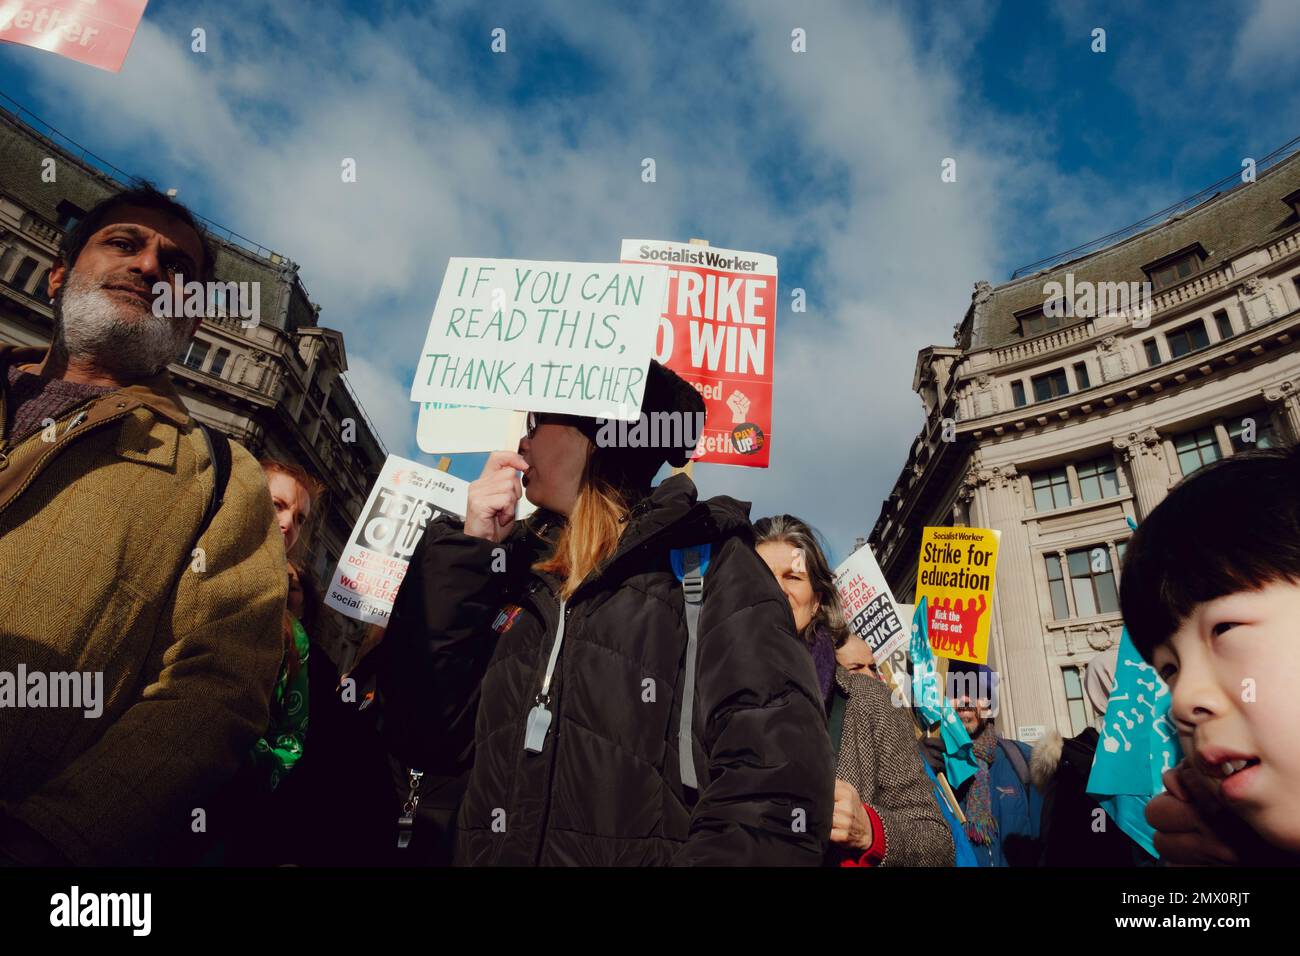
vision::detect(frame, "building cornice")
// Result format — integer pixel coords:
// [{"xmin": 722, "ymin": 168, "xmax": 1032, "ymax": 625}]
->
[{"xmin": 963, "ymin": 308, "xmax": 1300, "ymax": 440}]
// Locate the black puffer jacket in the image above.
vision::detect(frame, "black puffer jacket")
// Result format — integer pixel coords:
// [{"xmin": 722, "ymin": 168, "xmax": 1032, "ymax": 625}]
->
[{"xmin": 380, "ymin": 474, "xmax": 834, "ymax": 866}]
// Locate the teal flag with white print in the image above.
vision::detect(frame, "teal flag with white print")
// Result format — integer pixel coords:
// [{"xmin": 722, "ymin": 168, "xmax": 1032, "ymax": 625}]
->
[
  {"xmin": 1086, "ymin": 625, "xmax": 1182, "ymax": 857},
  {"xmin": 909, "ymin": 596, "xmax": 978, "ymax": 790}
]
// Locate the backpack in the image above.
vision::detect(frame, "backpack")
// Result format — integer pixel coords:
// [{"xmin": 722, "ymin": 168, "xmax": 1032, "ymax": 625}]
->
[{"xmin": 997, "ymin": 736, "xmax": 1032, "ymax": 793}]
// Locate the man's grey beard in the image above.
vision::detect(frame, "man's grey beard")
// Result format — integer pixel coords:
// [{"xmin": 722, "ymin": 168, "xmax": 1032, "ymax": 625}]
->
[{"xmin": 54, "ymin": 269, "xmax": 193, "ymax": 378}]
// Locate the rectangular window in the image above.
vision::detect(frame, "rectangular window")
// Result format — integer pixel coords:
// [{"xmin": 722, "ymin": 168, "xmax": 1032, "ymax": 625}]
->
[
  {"xmin": 1166, "ymin": 320, "xmax": 1210, "ymax": 359},
  {"xmin": 1174, "ymin": 427, "xmax": 1221, "ymax": 476},
  {"xmin": 1063, "ymin": 666, "xmax": 1091, "ymax": 736},
  {"xmin": 56, "ymin": 199, "xmax": 86, "ymax": 230},
  {"xmin": 210, "ymin": 348, "xmax": 230, "ymax": 378},
  {"xmin": 9, "ymin": 257, "xmax": 38, "ymax": 291},
  {"xmin": 1213, "ymin": 309, "xmax": 1234, "ymax": 340},
  {"xmin": 1145, "ymin": 250, "xmax": 1201, "ymax": 291},
  {"xmin": 1077, "ymin": 455, "xmax": 1120, "ymax": 502},
  {"xmin": 1144, "ymin": 339, "xmax": 1161, "ymax": 367},
  {"xmin": 181, "ymin": 339, "xmax": 210, "ymax": 371},
  {"xmin": 1011, "ymin": 381, "xmax": 1027, "ymax": 408},
  {"xmin": 1227, "ymin": 415, "xmax": 1276, "ymax": 453},
  {"xmin": 1020, "ymin": 309, "xmax": 1064, "ymax": 337},
  {"xmin": 1031, "ymin": 467, "xmax": 1072, "ymax": 512},
  {"xmin": 1045, "ymin": 554, "xmax": 1070, "ymax": 619},
  {"xmin": 1066, "ymin": 545, "xmax": 1119, "ymax": 617},
  {"xmin": 1032, "ymin": 368, "xmax": 1069, "ymax": 402},
  {"xmin": 1073, "ymin": 362, "xmax": 1091, "ymax": 390}
]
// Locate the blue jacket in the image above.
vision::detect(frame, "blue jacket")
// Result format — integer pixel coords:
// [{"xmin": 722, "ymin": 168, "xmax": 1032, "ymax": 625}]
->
[
  {"xmin": 966, "ymin": 736, "xmax": 1044, "ymax": 868},
  {"xmin": 921, "ymin": 761, "xmax": 979, "ymax": 866}
]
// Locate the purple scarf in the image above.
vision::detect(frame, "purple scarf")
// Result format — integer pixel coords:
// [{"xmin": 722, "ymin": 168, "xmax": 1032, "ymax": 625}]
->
[{"xmin": 804, "ymin": 625, "xmax": 837, "ymax": 705}]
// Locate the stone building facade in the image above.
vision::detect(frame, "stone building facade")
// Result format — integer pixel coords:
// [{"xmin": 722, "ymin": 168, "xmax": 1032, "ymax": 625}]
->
[
  {"xmin": 869, "ymin": 145, "xmax": 1300, "ymax": 742},
  {"xmin": 0, "ymin": 99, "xmax": 387, "ymax": 664}
]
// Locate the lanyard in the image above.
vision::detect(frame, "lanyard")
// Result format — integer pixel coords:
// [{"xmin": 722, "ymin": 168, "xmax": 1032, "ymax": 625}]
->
[{"xmin": 523, "ymin": 597, "xmax": 567, "ymax": 754}]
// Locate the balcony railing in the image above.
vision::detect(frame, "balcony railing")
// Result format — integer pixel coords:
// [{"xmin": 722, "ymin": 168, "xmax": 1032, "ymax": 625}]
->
[
  {"xmin": 1010, "ymin": 134, "xmax": 1300, "ymax": 279},
  {"xmin": 991, "ymin": 319, "xmax": 1095, "ymax": 366},
  {"xmin": 0, "ymin": 91, "xmax": 289, "ymax": 267}
]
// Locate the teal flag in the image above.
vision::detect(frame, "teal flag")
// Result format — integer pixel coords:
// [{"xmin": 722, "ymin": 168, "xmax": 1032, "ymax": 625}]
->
[
  {"xmin": 1086, "ymin": 629, "xmax": 1180, "ymax": 858},
  {"xmin": 1086, "ymin": 516, "xmax": 1180, "ymax": 858},
  {"xmin": 909, "ymin": 597, "xmax": 978, "ymax": 790},
  {"xmin": 1085, "ymin": 625, "xmax": 1181, "ymax": 857}
]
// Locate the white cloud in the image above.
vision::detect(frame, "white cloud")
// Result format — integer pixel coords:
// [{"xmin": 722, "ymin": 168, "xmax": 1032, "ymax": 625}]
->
[
  {"xmin": 5, "ymin": 0, "xmax": 1198, "ymax": 557},
  {"xmin": 1231, "ymin": 0, "xmax": 1300, "ymax": 81}
]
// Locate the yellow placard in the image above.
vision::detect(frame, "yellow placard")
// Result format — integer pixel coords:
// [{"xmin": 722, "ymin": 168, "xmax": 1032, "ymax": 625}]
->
[{"xmin": 914, "ymin": 527, "xmax": 1000, "ymax": 664}]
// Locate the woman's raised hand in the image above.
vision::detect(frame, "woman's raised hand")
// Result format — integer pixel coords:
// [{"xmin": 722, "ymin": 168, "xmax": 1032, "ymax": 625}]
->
[{"xmin": 464, "ymin": 451, "xmax": 529, "ymax": 543}]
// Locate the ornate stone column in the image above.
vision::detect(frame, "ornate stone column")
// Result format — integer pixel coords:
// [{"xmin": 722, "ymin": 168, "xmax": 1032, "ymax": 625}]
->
[
  {"xmin": 963, "ymin": 459, "xmax": 1054, "ymax": 737},
  {"xmin": 1112, "ymin": 426, "xmax": 1169, "ymax": 520},
  {"xmin": 1263, "ymin": 379, "xmax": 1300, "ymax": 443}
]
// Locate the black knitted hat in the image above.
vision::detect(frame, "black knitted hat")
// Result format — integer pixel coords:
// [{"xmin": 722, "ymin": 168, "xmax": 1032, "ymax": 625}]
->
[{"xmin": 580, "ymin": 360, "xmax": 706, "ymax": 493}]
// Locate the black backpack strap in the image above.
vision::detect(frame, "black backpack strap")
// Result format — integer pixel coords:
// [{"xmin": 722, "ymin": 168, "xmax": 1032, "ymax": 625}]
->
[{"xmin": 196, "ymin": 423, "xmax": 232, "ymax": 540}]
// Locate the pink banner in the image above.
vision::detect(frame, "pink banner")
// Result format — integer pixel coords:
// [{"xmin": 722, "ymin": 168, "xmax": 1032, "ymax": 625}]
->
[{"xmin": 0, "ymin": 1, "xmax": 149, "ymax": 73}]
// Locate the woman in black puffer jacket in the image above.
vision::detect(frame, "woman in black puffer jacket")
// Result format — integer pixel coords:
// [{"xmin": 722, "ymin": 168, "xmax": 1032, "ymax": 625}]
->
[{"xmin": 378, "ymin": 361, "xmax": 833, "ymax": 866}]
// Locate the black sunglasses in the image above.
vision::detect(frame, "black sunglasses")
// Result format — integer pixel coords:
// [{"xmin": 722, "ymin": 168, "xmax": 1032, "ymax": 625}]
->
[{"xmin": 525, "ymin": 411, "xmax": 591, "ymax": 438}]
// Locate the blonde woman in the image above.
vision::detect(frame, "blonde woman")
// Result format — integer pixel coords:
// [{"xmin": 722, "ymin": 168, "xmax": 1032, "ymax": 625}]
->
[{"xmin": 378, "ymin": 361, "xmax": 833, "ymax": 866}]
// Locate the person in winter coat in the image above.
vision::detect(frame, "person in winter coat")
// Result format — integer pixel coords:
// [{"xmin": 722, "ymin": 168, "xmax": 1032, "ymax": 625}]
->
[
  {"xmin": 923, "ymin": 664, "xmax": 1043, "ymax": 866},
  {"xmin": 378, "ymin": 361, "xmax": 834, "ymax": 866},
  {"xmin": 0, "ymin": 185, "xmax": 285, "ymax": 866},
  {"xmin": 754, "ymin": 515, "xmax": 952, "ymax": 866},
  {"xmin": 1031, "ymin": 649, "xmax": 1153, "ymax": 866},
  {"xmin": 274, "ymin": 563, "xmax": 395, "ymax": 866}
]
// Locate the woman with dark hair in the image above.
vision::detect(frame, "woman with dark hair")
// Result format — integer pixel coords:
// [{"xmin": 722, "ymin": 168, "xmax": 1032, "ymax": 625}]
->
[
  {"xmin": 377, "ymin": 360, "xmax": 834, "ymax": 866},
  {"xmin": 752, "ymin": 515, "xmax": 845, "ymax": 705},
  {"xmin": 755, "ymin": 516, "xmax": 953, "ymax": 866}
]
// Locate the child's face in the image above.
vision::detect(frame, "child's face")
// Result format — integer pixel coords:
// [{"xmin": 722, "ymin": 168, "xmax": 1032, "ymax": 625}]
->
[{"xmin": 1152, "ymin": 578, "xmax": 1300, "ymax": 852}]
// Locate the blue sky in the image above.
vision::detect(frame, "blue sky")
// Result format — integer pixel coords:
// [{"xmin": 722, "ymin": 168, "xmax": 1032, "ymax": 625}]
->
[{"xmin": 2, "ymin": 0, "xmax": 1298, "ymax": 561}]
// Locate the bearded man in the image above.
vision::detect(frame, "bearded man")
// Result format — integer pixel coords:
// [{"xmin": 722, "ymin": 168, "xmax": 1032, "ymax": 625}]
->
[{"xmin": 0, "ymin": 184, "xmax": 286, "ymax": 865}]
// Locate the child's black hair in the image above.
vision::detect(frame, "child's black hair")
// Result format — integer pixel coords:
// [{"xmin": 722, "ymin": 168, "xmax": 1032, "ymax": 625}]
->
[{"xmin": 1120, "ymin": 441, "xmax": 1300, "ymax": 663}]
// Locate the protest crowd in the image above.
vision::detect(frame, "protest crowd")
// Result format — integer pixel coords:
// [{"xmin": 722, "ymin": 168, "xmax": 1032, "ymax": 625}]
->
[{"xmin": 2, "ymin": 185, "xmax": 1299, "ymax": 870}]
